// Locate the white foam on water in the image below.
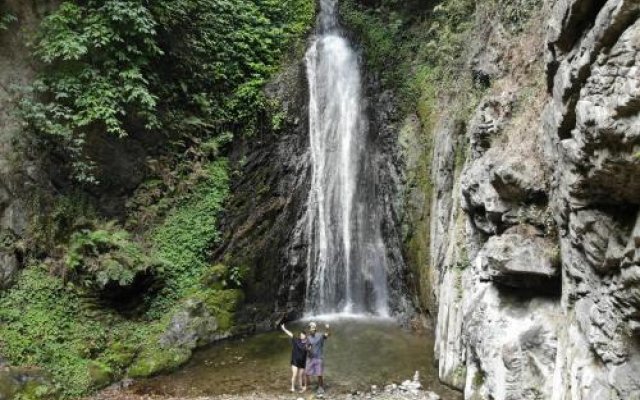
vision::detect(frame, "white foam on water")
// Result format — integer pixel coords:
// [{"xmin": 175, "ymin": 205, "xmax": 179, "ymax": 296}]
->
[{"xmin": 300, "ymin": 312, "xmax": 394, "ymax": 324}]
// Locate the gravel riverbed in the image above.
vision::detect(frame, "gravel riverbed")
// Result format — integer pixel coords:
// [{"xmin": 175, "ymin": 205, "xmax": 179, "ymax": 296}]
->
[{"xmin": 89, "ymin": 375, "xmax": 446, "ymax": 400}]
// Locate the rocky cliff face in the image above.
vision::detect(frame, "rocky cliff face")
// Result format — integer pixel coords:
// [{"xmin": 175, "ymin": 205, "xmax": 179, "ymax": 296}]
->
[
  {"xmin": 416, "ymin": 0, "xmax": 640, "ymax": 399},
  {"xmin": 215, "ymin": 44, "xmax": 413, "ymax": 324},
  {"xmin": 0, "ymin": 0, "xmax": 58, "ymax": 289},
  {"xmin": 545, "ymin": 0, "xmax": 640, "ymax": 397},
  {"xmin": 213, "ymin": 53, "xmax": 312, "ymax": 325}
]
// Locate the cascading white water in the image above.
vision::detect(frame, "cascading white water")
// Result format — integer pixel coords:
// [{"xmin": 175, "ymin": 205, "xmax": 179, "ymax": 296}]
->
[{"xmin": 304, "ymin": 0, "xmax": 389, "ymax": 316}]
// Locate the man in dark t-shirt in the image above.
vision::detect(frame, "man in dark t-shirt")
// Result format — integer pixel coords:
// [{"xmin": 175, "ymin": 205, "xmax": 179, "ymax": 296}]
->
[{"xmin": 305, "ymin": 321, "xmax": 330, "ymax": 394}]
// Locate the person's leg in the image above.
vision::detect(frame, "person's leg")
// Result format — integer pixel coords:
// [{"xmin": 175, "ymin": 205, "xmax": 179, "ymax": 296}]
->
[
  {"xmin": 297, "ymin": 368, "xmax": 306, "ymax": 392},
  {"xmin": 306, "ymin": 358, "xmax": 317, "ymax": 389},
  {"xmin": 290, "ymin": 366, "xmax": 297, "ymax": 391},
  {"xmin": 304, "ymin": 361, "xmax": 311, "ymax": 390},
  {"xmin": 316, "ymin": 359, "xmax": 325, "ymax": 393}
]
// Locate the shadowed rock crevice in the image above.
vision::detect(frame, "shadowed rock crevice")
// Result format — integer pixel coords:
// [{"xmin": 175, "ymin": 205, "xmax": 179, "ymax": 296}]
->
[{"xmin": 213, "ymin": 57, "xmax": 312, "ymax": 326}]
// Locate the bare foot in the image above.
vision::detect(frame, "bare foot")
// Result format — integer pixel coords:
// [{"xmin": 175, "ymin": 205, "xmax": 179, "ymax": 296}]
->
[{"xmin": 299, "ymin": 386, "xmax": 307, "ymax": 393}]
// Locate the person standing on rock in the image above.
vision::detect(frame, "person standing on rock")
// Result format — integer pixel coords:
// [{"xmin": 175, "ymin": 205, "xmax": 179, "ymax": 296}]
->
[
  {"xmin": 280, "ymin": 323, "xmax": 308, "ymax": 392},
  {"xmin": 305, "ymin": 321, "xmax": 330, "ymax": 395}
]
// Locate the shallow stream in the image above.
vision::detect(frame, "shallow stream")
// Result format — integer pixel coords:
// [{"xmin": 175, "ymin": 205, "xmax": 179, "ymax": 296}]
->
[{"xmin": 130, "ymin": 317, "xmax": 461, "ymax": 399}]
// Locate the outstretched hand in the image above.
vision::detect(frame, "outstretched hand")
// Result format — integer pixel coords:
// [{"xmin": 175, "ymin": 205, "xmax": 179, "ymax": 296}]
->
[{"xmin": 280, "ymin": 323, "xmax": 293, "ymax": 337}]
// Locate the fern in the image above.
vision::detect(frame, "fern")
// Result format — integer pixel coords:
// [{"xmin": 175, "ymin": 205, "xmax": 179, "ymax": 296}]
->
[{"xmin": 65, "ymin": 221, "xmax": 162, "ymax": 290}]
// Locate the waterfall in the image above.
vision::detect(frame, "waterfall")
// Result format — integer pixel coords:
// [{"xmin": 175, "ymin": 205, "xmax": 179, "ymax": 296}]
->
[{"xmin": 304, "ymin": 0, "xmax": 389, "ymax": 316}]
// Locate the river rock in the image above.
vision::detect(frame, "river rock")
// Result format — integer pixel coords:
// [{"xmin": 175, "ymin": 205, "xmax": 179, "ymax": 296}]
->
[
  {"xmin": 0, "ymin": 366, "xmax": 55, "ymax": 400},
  {"xmin": 159, "ymin": 297, "xmax": 226, "ymax": 350}
]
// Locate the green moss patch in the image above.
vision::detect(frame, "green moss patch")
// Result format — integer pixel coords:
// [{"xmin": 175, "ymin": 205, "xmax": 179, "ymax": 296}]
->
[{"xmin": 127, "ymin": 346, "xmax": 191, "ymax": 379}]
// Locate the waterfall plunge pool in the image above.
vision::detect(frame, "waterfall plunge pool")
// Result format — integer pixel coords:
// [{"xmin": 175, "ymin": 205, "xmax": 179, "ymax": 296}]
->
[{"xmin": 129, "ymin": 317, "xmax": 462, "ymax": 399}]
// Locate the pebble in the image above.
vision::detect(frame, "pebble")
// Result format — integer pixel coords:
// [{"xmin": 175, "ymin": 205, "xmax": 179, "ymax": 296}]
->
[{"xmin": 88, "ymin": 373, "xmax": 444, "ymax": 400}]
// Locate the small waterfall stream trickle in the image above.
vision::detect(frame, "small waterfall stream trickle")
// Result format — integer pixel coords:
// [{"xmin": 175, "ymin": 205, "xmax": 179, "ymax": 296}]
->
[{"xmin": 304, "ymin": 0, "xmax": 390, "ymax": 316}]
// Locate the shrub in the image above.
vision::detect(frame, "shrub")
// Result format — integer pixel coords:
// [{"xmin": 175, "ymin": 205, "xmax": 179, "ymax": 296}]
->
[
  {"xmin": 64, "ymin": 221, "xmax": 162, "ymax": 290},
  {"xmin": 21, "ymin": 0, "xmax": 315, "ymax": 182},
  {"xmin": 21, "ymin": 1, "xmax": 162, "ymax": 183},
  {"xmin": 203, "ymin": 264, "xmax": 247, "ymax": 290},
  {"xmin": 340, "ymin": 0, "xmax": 477, "ymax": 112},
  {"xmin": 0, "ymin": 12, "xmax": 15, "ymax": 30},
  {"xmin": 0, "ymin": 267, "xmax": 110, "ymax": 397},
  {"xmin": 146, "ymin": 160, "xmax": 230, "ymax": 318}
]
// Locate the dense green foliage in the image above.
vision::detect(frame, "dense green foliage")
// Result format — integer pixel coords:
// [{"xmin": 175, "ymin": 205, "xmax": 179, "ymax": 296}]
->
[
  {"xmin": 146, "ymin": 160, "xmax": 229, "ymax": 318},
  {"xmin": 0, "ymin": 161, "xmax": 232, "ymax": 398},
  {"xmin": 0, "ymin": 12, "xmax": 15, "ymax": 30},
  {"xmin": 65, "ymin": 222, "xmax": 162, "ymax": 290},
  {"xmin": 0, "ymin": 266, "xmax": 143, "ymax": 396},
  {"xmin": 341, "ymin": 0, "xmax": 475, "ymax": 101},
  {"xmin": 22, "ymin": 0, "xmax": 315, "ymax": 182},
  {"xmin": 1, "ymin": 0, "xmax": 315, "ymax": 395},
  {"xmin": 22, "ymin": 1, "xmax": 161, "ymax": 182}
]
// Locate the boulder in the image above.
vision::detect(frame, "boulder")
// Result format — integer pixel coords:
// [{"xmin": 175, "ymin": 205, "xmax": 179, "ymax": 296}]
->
[
  {"xmin": 0, "ymin": 367, "xmax": 55, "ymax": 400},
  {"xmin": 129, "ymin": 289, "xmax": 239, "ymax": 378},
  {"xmin": 159, "ymin": 297, "xmax": 221, "ymax": 350},
  {"xmin": 127, "ymin": 346, "xmax": 191, "ymax": 379}
]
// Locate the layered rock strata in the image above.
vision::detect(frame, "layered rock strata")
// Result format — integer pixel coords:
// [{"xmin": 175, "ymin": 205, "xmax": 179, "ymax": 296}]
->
[{"xmin": 425, "ymin": 0, "xmax": 640, "ymax": 398}]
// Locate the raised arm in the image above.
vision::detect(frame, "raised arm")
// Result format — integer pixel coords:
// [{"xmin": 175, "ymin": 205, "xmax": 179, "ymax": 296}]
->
[
  {"xmin": 323, "ymin": 324, "xmax": 331, "ymax": 338},
  {"xmin": 280, "ymin": 323, "xmax": 293, "ymax": 338}
]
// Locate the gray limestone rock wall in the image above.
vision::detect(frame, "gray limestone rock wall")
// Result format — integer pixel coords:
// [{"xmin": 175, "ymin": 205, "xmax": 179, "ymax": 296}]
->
[
  {"xmin": 544, "ymin": 0, "xmax": 640, "ymax": 398},
  {"xmin": 420, "ymin": 0, "xmax": 640, "ymax": 399}
]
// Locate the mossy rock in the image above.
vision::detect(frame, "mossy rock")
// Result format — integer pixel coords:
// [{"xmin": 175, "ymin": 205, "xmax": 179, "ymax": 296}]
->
[
  {"xmin": 18, "ymin": 380, "xmax": 57, "ymax": 400},
  {"xmin": 201, "ymin": 264, "xmax": 228, "ymax": 289},
  {"xmin": 104, "ymin": 341, "xmax": 138, "ymax": 369},
  {"xmin": 87, "ymin": 361, "xmax": 113, "ymax": 389},
  {"xmin": 0, "ymin": 367, "xmax": 56, "ymax": 400},
  {"xmin": 199, "ymin": 288, "xmax": 244, "ymax": 332},
  {"xmin": 127, "ymin": 346, "xmax": 191, "ymax": 378},
  {"xmin": 0, "ymin": 371, "xmax": 19, "ymax": 399},
  {"xmin": 200, "ymin": 288, "xmax": 243, "ymax": 313}
]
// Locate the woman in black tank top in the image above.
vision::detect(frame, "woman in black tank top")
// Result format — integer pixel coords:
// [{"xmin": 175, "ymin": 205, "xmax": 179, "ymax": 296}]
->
[{"xmin": 281, "ymin": 323, "xmax": 308, "ymax": 393}]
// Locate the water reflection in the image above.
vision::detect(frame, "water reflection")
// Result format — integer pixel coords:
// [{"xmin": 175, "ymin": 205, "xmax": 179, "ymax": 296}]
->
[{"xmin": 131, "ymin": 318, "xmax": 461, "ymax": 399}]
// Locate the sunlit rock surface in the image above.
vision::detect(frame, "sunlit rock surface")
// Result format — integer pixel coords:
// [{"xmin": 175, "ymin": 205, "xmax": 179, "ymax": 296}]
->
[{"xmin": 421, "ymin": 0, "xmax": 640, "ymax": 398}]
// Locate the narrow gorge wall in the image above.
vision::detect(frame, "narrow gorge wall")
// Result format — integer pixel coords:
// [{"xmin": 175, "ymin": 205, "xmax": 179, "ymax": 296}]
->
[
  {"xmin": 213, "ymin": 55, "xmax": 312, "ymax": 324},
  {"xmin": 407, "ymin": 0, "xmax": 640, "ymax": 399},
  {"xmin": 0, "ymin": 0, "xmax": 58, "ymax": 288}
]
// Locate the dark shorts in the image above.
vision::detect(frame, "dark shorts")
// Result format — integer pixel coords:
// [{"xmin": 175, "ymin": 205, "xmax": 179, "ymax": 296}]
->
[
  {"xmin": 292, "ymin": 357, "xmax": 306, "ymax": 369},
  {"xmin": 305, "ymin": 358, "xmax": 324, "ymax": 376}
]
